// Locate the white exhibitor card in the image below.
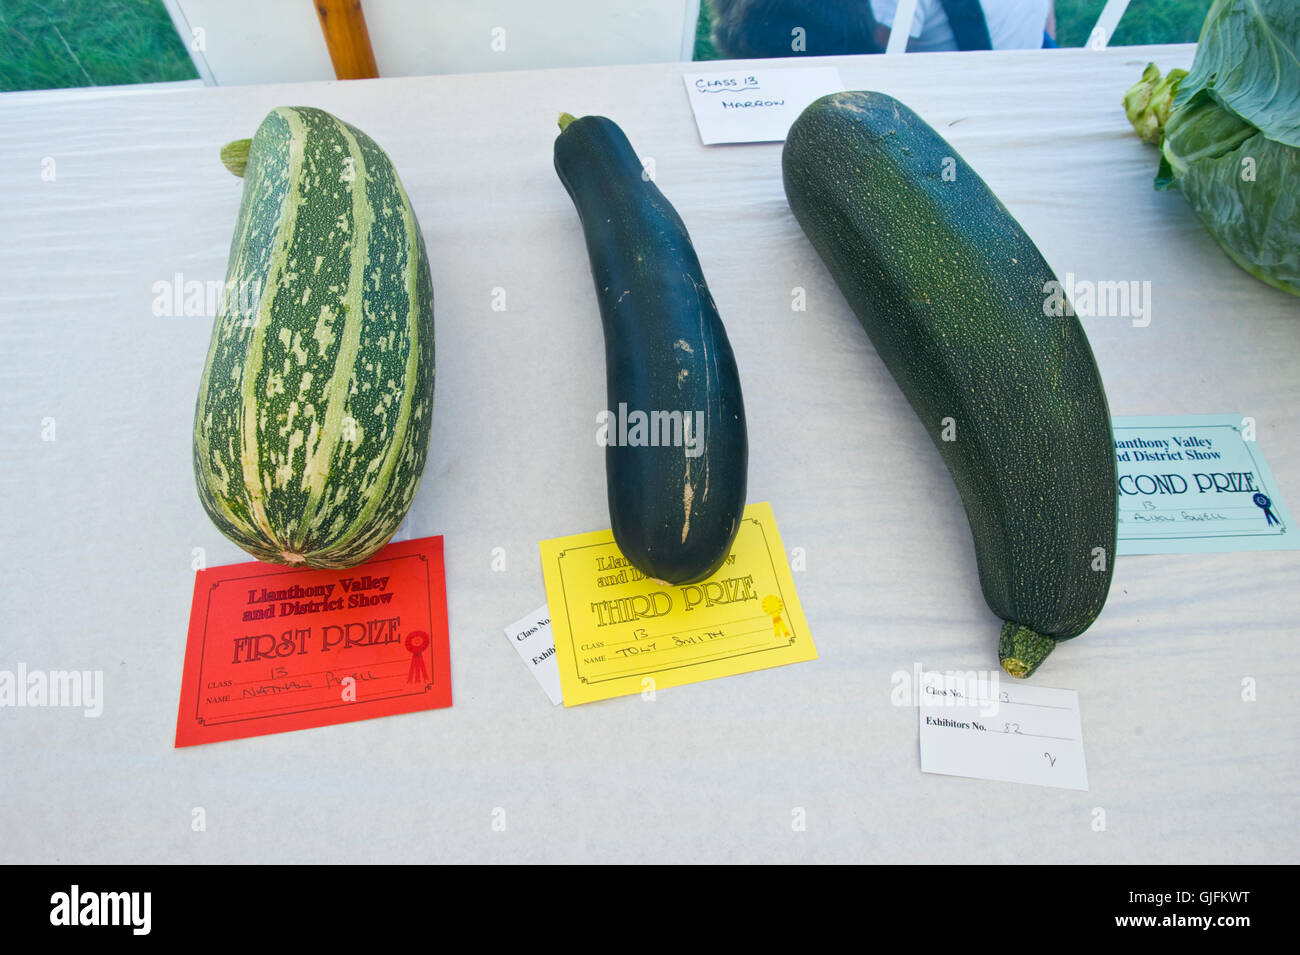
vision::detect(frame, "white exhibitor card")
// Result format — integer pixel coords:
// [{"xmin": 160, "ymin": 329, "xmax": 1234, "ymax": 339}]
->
[
  {"xmin": 681, "ymin": 67, "xmax": 844, "ymax": 145},
  {"xmin": 918, "ymin": 671, "xmax": 1088, "ymax": 791},
  {"xmin": 1113, "ymin": 414, "xmax": 1296, "ymax": 555},
  {"xmin": 504, "ymin": 605, "xmax": 562, "ymax": 705}
]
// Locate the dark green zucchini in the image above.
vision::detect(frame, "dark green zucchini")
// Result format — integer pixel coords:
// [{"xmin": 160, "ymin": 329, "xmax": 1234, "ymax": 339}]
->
[
  {"xmin": 782, "ymin": 91, "xmax": 1117, "ymax": 677},
  {"xmin": 555, "ymin": 113, "xmax": 748, "ymax": 584}
]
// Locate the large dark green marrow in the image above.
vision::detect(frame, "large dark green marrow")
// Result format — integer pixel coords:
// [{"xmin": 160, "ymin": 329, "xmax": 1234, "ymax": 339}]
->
[
  {"xmin": 782, "ymin": 91, "xmax": 1117, "ymax": 677},
  {"xmin": 555, "ymin": 113, "xmax": 748, "ymax": 584}
]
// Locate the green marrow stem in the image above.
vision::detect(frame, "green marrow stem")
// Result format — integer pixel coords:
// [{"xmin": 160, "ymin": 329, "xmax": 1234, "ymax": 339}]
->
[
  {"xmin": 998, "ymin": 623, "xmax": 1057, "ymax": 678},
  {"xmin": 220, "ymin": 138, "xmax": 252, "ymax": 177},
  {"xmin": 557, "ymin": 111, "xmax": 577, "ymax": 131}
]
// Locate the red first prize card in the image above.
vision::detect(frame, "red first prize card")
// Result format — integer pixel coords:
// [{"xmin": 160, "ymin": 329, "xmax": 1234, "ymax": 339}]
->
[{"xmin": 175, "ymin": 536, "xmax": 451, "ymax": 747}]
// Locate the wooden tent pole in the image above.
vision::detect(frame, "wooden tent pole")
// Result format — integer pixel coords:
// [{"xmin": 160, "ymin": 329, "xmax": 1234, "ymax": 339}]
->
[{"xmin": 315, "ymin": 0, "xmax": 379, "ymax": 79}]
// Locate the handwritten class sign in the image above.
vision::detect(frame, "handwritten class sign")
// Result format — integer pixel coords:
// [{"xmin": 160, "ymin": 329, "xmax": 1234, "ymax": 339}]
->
[
  {"xmin": 540, "ymin": 502, "xmax": 816, "ymax": 706},
  {"xmin": 681, "ymin": 67, "xmax": 843, "ymax": 145},
  {"xmin": 175, "ymin": 536, "xmax": 451, "ymax": 747}
]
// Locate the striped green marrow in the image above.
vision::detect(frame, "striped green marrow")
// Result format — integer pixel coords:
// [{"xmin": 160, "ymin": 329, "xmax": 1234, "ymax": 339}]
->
[
  {"xmin": 194, "ymin": 107, "xmax": 434, "ymax": 569},
  {"xmin": 554, "ymin": 113, "xmax": 748, "ymax": 584},
  {"xmin": 783, "ymin": 92, "xmax": 1117, "ymax": 677}
]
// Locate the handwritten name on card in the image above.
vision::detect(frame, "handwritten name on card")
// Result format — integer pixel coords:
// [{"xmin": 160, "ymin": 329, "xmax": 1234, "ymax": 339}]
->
[
  {"xmin": 540, "ymin": 502, "xmax": 816, "ymax": 706},
  {"xmin": 1114, "ymin": 415, "xmax": 1295, "ymax": 555},
  {"xmin": 175, "ymin": 536, "xmax": 452, "ymax": 747},
  {"xmin": 918, "ymin": 671, "xmax": 1088, "ymax": 791}
]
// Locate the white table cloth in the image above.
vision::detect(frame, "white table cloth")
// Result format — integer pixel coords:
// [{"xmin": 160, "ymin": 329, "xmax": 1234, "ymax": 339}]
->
[{"xmin": 2, "ymin": 45, "xmax": 1297, "ymax": 863}]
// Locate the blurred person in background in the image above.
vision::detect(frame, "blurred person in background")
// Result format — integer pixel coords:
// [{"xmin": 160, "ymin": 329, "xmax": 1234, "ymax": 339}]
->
[
  {"xmin": 710, "ymin": 0, "xmax": 1057, "ymax": 57},
  {"xmin": 871, "ymin": 0, "xmax": 1058, "ymax": 50},
  {"xmin": 709, "ymin": 0, "xmax": 885, "ymax": 56}
]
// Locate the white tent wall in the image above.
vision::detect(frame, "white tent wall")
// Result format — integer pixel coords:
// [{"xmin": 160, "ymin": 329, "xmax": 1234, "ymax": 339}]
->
[{"xmin": 164, "ymin": 0, "xmax": 702, "ymax": 86}]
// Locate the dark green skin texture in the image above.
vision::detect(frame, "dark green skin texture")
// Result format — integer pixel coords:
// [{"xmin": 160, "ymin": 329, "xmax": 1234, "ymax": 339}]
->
[
  {"xmin": 555, "ymin": 115, "xmax": 748, "ymax": 584},
  {"xmin": 782, "ymin": 91, "xmax": 1116, "ymax": 643}
]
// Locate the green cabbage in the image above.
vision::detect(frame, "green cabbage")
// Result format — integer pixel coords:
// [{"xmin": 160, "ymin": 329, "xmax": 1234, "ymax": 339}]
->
[{"xmin": 1125, "ymin": 0, "xmax": 1300, "ymax": 297}]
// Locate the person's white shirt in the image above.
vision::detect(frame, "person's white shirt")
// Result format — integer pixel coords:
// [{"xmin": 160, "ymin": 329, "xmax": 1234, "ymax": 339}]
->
[{"xmin": 871, "ymin": 0, "xmax": 1052, "ymax": 52}]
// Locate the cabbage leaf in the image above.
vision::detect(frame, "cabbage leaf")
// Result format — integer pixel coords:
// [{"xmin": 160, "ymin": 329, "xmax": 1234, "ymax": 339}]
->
[{"xmin": 1129, "ymin": 0, "xmax": 1300, "ymax": 297}]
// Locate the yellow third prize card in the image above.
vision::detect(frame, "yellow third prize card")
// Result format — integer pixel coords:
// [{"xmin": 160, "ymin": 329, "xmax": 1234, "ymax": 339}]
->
[{"xmin": 540, "ymin": 502, "xmax": 816, "ymax": 705}]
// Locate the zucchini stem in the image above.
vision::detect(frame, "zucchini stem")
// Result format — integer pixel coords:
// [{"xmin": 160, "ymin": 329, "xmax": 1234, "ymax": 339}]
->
[
  {"xmin": 557, "ymin": 112, "xmax": 577, "ymax": 132},
  {"xmin": 998, "ymin": 622, "xmax": 1056, "ymax": 678},
  {"xmin": 220, "ymin": 138, "xmax": 252, "ymax": 178}
]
